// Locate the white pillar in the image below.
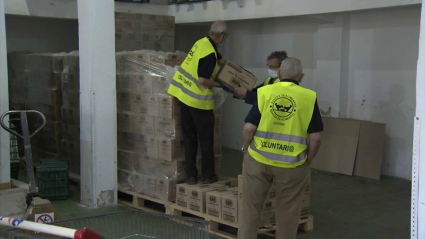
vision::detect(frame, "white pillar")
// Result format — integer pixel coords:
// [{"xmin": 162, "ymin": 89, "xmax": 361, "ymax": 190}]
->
[
  {"xmin": 77, "ymin": 0, "xmax": 117, "ymax": 208},
  {"xmin": 412, "ymin": 1, "xmax": 425, "ymax": 238},
  {"xmin": 0, "ymin": 0, "xmax": 10, "ymax": 184}
]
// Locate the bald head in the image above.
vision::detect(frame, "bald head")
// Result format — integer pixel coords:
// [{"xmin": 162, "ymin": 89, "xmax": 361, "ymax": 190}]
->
[
  {"xmin": 210, "ymin": 21, "xmax": 228, "ymax": 36},
  {"xmin": 278, "ymin": 57, "xmax": 304, "ymax": 82}
]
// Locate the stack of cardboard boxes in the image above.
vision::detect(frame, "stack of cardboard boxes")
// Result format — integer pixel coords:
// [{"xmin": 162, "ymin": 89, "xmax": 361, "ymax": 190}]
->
[
  {"xmin": 8, "ymin": 53, "xmax": 28, "ymax": 111},
  {"xmin": 237, "ymin": 174, "xmax": 311, "ymax": 227},
  {"xmin": 176, "ymin": 178, "xmax": 239, "ymax": 222},
  {"xmin": 115, "ymin": 12, "xmax": 175, "ymax": 52},
  {"xmin": 61, "ymin": 52, "xmax": 80, "ymax": 176},
  {"xmin": 116, "ymin": 50, "xmax": 225, "ymax": 202},
  {"xmin": 23, "ymin": 53, "xmax": 68, "ymax": 162},
  {"xmin": 116, "ymin": 50, "xmax": 188, "ymax": 202}
]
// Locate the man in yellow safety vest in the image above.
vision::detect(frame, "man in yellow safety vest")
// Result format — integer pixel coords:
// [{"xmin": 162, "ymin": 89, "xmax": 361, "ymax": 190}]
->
[
  {"xmin": 238, "ymin": 58, "xmax": 323, "ymax": 239},
  {"xmin": 167, "ymin": 21, "xmax": 230, "ymax": 185}
]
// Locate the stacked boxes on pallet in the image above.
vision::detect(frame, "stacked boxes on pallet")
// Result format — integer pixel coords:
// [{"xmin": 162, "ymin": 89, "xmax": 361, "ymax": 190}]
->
[
  {"xmin": 115, "ymin": 12, "xmax": 175, "ymax": 52},
  {"xmin": 23, "ymin": 54, "xmax": 67, "ymax": 162},
  {"xmin": 8, "ymin": 53, "xmax": 28, "ymax": 111},
  {"xmin": 237, "ymin": 174, "xmax": 311, "ymax": 227},
  {"xmin": 116, "ymin": 50, "xmax": 188, "ymax": 202},
  {"xmin": 61, "ymin": 52, "xmax": 80, "ymax": 176},
  {"xmin": 175, "ymin": 178, "xmax": 239, "ymax": 222},
  {"xmin": 7, "ymin": 53, "xmax": 67, "ymax": 163}
]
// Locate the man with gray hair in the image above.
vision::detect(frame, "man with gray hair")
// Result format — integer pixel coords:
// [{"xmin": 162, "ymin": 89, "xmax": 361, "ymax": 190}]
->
[
  {"xmin": 238, "ymin": 57, "xmax": 323, "ymax": 239},
  {"xmin": 168, "ymin": 21, "xmax": 230, "ymax": 185}
]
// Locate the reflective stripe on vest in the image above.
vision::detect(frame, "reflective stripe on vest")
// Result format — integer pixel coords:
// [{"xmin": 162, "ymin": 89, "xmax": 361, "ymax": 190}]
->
[
  {"xmin": 255, "ymin": 130, "xmax": 309, "ymax": 146},
  {"xmin": 168, "ymin": 37, "xmax": 217, "ymax": 110},
  {"xmin": 170, "ymin": 80, "xmax": 213, "ymax": 101},
  {"xmin": 177, "ymin": 67, "xmax": 208, "ymax": 90},
  {"xmin": 250, "ymin": 141, "xmax": 307, "ymax": 163}
]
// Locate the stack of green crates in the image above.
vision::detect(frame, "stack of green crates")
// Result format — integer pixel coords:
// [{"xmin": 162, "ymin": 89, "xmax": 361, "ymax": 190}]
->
[{"xmin": 36, "ymin": 159, "xmax": 69, "ymax": 200}]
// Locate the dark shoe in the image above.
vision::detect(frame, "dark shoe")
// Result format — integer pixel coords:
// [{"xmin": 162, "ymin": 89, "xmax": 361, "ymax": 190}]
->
[
  {"xmin": 187, "ymin": 177, "xmax": 198, "ymax": 185},
  {"xmin": 203, "ymin": 175, "xmax": 219, "ymax": 184}
]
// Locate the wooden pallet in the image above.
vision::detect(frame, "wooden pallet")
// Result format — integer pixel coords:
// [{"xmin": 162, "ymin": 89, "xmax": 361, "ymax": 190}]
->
[
  {"xmin": 166, "ymin": 203, "xmax": 313, "ymax": 239},
  {"xmin": 260, "ymin": 215, "xmax": 314, "ymax": 237},
  {"xmin": 118, "ymin": 189, "xmax": 172, "ymax": 214}
]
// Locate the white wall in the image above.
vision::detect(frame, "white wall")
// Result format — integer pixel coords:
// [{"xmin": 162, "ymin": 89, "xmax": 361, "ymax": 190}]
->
[
  {"xmin": 5, "ymin": 15, "xmax": 78, "ymax": 53},
  {"xmin": 346, "ymin": 7, "xmax": 419, "ymax": 179},
  {"xmin": 175, "ymin": 5, "xmax": 420, "ymax": 179}
]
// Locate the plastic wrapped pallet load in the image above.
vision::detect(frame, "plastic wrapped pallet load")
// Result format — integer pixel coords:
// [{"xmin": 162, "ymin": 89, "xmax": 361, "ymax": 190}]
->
[{"xmin": 116, "ymin": 50, "xmax": 227, "ymax": 202}]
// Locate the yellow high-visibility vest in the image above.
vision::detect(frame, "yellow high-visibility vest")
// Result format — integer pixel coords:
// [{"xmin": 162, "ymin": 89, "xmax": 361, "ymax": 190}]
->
[
  {"xmin": 167, "ymin": 37, "xmax": 218, "ymax": 110},
  {"xmin": 264, "ymin": 77, "xmax": 281, "ymax": 85},
  {"xmin": 248, "ymin": 82, "xmax": 316, "ymax": 168}
]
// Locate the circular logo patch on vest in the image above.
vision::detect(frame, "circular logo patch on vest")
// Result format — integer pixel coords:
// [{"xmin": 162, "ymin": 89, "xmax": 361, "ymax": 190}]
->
[
  {"xmin": 270, "ymin": 94, "xmax": 297, "ymax": 121},
  {"xmin": 186, "ymin": 44, "xmax": 199, "ymax": 63}
]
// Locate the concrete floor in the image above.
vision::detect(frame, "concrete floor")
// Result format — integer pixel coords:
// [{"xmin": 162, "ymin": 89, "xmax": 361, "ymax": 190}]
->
[
  {"xmin": 3, "ymin": 148, "xmax": 411, "ymax": 238},
  {"xmin": 220, "ymin": 148, "xmax": 411, "ymax": 239}
]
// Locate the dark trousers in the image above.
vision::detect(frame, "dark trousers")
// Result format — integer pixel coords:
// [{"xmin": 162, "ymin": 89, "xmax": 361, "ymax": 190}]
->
[{"xmin": 179, "ymin": 101, "xmax": 216, "ymax": 180}]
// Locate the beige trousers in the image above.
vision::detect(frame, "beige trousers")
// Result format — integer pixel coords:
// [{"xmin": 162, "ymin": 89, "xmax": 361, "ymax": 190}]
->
[{"xmin": 237, "ymin": 152, "xmax": 310, "ymax": 239}]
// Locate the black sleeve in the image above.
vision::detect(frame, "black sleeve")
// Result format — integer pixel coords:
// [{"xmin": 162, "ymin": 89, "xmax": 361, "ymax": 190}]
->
[
  {"xmin": 217, "ymin": 51, "xmax": 222, "ymax": 61},
  {"xmin": 198, "ymin": 53, "xmax": 217, "ymax": 79},
  {"xmin": 307, "ymin": 100, "xmax": 324, "ymax": 134},
  {"xmin": 245, "ymin": 100, "xmax": 261, "ymax": 127},
  {"xmin": 251, "ymin": 83, "xmax": 264, "ymax": 93},
  {"xmin": 244, "ymin": 90, "xmax": 258, "ymax": 105}
]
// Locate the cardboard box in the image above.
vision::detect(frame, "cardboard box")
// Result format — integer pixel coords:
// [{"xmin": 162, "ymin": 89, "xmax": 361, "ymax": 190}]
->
[
  {"xmin": 216, "ymin": 61, "xmax": 257, "ymax": 90},
  {"xmin": 132, "ymin": 94, "xmax": 159, "ymax": 116},
  {"xmin": 61, "ymin": 107, "xmax": 79, "ymax": 126},
  {"xmin": 165, "ymin": 59, "xmax": 181, "ymax": 67},
  {"xmin": 154, "ymin": 117, "xmax": 181, "ymax": 139},
  {"xmin": 156, "ymin": 178, "xmax": 176, "ymax": 201},
  {"xmin": 158, "ymin": 138, "xmax": 184, "ymax": 161},
  {"xmin": 205, "ymin": 188, "xmax": 230, "ymax": 219},
  {"xmin": 26, "ymin": 102, "xmax": 62, "ymax": 122},
  {"xmin": 62, "ymin": 123, "xmax": 79, "ymax": 142},
  {"xmin": 143, "ymin": 175, "xmax": 156, "ymax": 196},
  {"xmin": 155, "ymin": 159, "xmax": 186, "ymax": 182},
  {"xmin": 134, "ymin": 114, "xmax": 155, "ymax": 136},
  {"xmin": 132, "ymin": 73, "xmax": 153, "ymax": 94},
  {"xmin": 187, "ymin": 184, "xmax": 227, "ymax": 213},
  {"xmin": 118, "ymin": 169, "xmax": 134, "ymax": 190},
  {"xmin": 138, "ymin": 154, "xmax": 158, "ymax": 175},
  {"xmin": 152, "ymin": 75, "xmax": 169, "ymax": 95},
  {"xmin": 117, "ymin": 113, "xmax": 134, "ymax": 133},
  {"xmin": 176, "ymin": 183, "xmax": 190, "ymax": 208},
  {"xmin": 216, "ymin": 177, "xmax": 238, "ymax": 187},
  {"xmin": 61, "ymin": 90, "xmax": 79, "ymax": 108},
  {"xmin": 221, "ymin": 190, "xmax": 239, "ymax": 223},
  {"xmin": 131, "ymin": 172, "xmax": 144, "ymax": 193},
  {"xmin": 117, "ymin": 150, "xmax": 139, "ymax": 171},
  {"xmin": 158, "ymin": 96, "xmax": 180, "ymax": 118},
  {"xmin": 148, "ymin": 137, "xmax": 159, "ymax": 158},
  {"xmin": 26, "ymin": 88, "xmax": 62, "ymax": 106},
  {"xmin": 61, "ymin": 73, "xmax": 80, "ymax": 92}
]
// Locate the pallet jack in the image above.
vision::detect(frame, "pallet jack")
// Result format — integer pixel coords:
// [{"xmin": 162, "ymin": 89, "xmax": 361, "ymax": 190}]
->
[{"xmin": 0, "ymin": 110, "xmax": 61, "ymax": 223}]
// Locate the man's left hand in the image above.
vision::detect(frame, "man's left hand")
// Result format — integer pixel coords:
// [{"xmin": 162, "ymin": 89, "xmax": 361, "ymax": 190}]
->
[{"xmin": 234, "ymin": 85, "xmax": 248, "ymax": 99}]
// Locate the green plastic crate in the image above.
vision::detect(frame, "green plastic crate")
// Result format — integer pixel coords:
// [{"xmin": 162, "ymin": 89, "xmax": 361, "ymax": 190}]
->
[
  {"xmin": 36, "ymin": 159, "xmax": 69, "ymax": 200},
  {"xmin": 10, "ymin": 161, "xmax": 20, "ymax": 180}
]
